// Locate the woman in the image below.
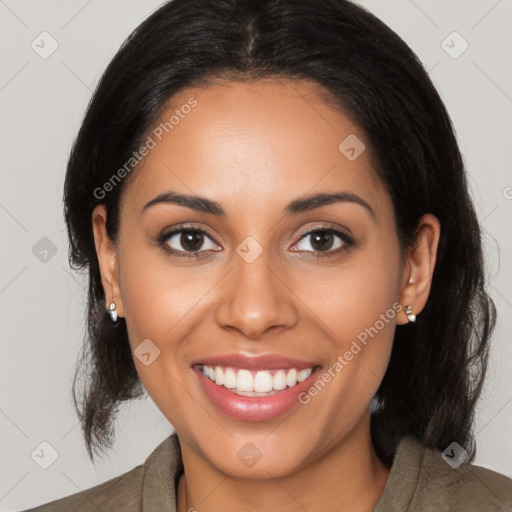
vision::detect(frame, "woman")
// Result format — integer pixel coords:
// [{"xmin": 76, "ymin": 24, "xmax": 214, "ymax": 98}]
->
[{"xmin": 23, "ymin": 0, "xmax": 512, "ymax": 510}]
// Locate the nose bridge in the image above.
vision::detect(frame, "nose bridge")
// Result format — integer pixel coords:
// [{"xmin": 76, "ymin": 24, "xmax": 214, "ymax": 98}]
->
[{"xmin": 214, "ymin": 239, "xmax": 297, "ymax": 338}]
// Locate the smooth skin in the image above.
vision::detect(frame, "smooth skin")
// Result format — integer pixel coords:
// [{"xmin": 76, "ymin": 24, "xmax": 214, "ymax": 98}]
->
[{"xmin": 92, "ymin": 79, "xmax": 440, "ymax": 512}]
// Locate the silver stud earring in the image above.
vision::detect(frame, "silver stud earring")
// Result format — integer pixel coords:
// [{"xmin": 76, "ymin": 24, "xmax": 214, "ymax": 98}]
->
[
  {"xmin": 405, "ymin": 305, "xmax": 416, "ymax": 323},
  {"xmin": 109, "ymin": 301, "xmax": 118, "ymax": 323}
]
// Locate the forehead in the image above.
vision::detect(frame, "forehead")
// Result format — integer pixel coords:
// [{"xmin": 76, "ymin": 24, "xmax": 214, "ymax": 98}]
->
[{"xmin": 122, "ymin": 79, "xmax": 387, "ymax": 219}]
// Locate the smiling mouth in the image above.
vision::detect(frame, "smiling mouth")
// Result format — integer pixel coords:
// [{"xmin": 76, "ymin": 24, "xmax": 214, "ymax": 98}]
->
[{"xmin": 195, "ymin": 364, "xmax": 321, "ymax": 396}]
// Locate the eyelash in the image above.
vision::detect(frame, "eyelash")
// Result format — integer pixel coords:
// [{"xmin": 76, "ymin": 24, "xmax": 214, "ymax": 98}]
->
[{"xmin": 156, "ymin": 224, "xmax": 355, "ymax": 260}]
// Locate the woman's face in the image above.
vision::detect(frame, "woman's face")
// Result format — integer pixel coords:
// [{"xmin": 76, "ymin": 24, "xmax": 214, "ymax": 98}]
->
[{"xmin": 98, "ymin": 79, "xmax": 414, "ymax": 478}]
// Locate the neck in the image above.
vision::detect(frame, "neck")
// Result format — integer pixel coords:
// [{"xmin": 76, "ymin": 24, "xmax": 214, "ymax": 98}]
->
[{"xmin": 177, "ymin": 415, "xmax": 391, "ymax": 512}]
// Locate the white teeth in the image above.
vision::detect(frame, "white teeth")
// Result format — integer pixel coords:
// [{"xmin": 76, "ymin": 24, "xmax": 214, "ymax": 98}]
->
[
  {"xmin": 214, "ymin": 366, "xmax": 224, "ymax": 386},
  {"xmin": 272, "ymin": 370, "xmax": 287, "ymax": 390},
  {"xmin": 223, "ymin": 368, "xmax": 237, "ymax": 388},
  {"xmin": 237, "ymin": 369, "xmax": 254, "ymax": 392},
  {"xmin": 199, "ymin": 365, "xmax": 316, "ymax": 395},
  {"xmin": 286, "ymin": 368, "xmax": 297, "ymax": 387},
  {"xmin": 297, "ymin": 368, "xmax": 313, "ymax": 382},
  {"xmin": 254, "ymin": 370, "xmax": 273, "ymax": 393}
]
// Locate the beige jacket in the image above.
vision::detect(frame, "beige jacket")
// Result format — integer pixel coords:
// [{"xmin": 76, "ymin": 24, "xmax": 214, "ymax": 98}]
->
[{"xmin": 22, "ymin": 433, "xmax": 512, "ymax": 511}]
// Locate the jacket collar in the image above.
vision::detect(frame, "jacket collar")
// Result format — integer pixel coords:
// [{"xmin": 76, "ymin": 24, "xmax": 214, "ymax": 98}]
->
[
  {"xmin": 142, "ymin": 432, "xmax": 183, "ymax": 511},
  {"xmin": 140, "ymin": 432, "xmax": 424, "ymax": 511}
]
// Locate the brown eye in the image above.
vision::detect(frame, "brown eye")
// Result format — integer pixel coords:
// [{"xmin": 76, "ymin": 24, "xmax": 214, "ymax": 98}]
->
[
  {"xmin": 178, "ymin": 230, "xmax": 205, "ymax": 251},
  {"xmin": 290, "ymin": 227, "xmax": 354, "ymax": 258},
  {"xmin": 309, "ymin": 231, "xmax": 336, "ymax": 251},
  {"xmin": 293, "ymin": 229, "xmax": 350, "ymax": 252},
  {"xmin": 157, "ymin": 226, "xmax": 221, "ymax": 259}
]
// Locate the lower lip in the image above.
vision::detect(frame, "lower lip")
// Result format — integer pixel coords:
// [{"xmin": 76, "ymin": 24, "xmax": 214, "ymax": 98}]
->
[{"xmin": 194, "ymin": 366, "xmax": 322, "ymax": 422}]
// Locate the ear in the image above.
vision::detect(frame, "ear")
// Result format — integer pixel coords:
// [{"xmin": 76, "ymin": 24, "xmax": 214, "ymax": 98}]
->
[
  {"xmin": 397, "ymin": 213, "xmax": 441, "ymax": 325},
  {"xmin": 91, "ymin": 204, "xmax": 124, "ymax": 318}
]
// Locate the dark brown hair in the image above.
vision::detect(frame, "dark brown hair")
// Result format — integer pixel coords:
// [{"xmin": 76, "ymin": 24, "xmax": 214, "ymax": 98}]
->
[{"xmin": 64, "ymin": 0, "xmax": 496, "ymax": 463}]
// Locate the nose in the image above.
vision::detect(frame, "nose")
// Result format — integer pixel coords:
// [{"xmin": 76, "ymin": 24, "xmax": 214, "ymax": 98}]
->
[{"xmin": 214, "ymin": 249, "xmax": 298, "ymax": 340}]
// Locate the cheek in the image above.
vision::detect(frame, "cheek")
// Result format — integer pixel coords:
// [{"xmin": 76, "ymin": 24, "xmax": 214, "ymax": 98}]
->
[
  {"xmin": 117, "ymin": 249, "xmax": 196, "ymax": 411},
  {"xmin": 309, "ymin": 250, "xmax": 402, "ymax": 344},
  {"xmin": 309, "ymin": 244, "xmax": 401, "ymax": 400},
  {"xmin": 308, "ymin": 273, "xmax": 398, "ymax": 430},
  {"xmin": 117, "ymin": 243, "xmax": 222, "ymax": 408},
  {"xmin": 119, "ymin": 243, "xmax": 209, "ymax": 344}
]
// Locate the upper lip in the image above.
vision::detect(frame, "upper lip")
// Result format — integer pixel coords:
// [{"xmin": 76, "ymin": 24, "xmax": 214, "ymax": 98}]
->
[{"xmin": 191, "ymin": 353, "xmax": 319, "ymax": 371}]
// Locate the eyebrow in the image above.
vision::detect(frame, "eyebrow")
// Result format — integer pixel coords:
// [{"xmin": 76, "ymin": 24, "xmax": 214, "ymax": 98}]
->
[{"xmin": 141, "ymin": 190, "xmax": 376, "ymax": 220}]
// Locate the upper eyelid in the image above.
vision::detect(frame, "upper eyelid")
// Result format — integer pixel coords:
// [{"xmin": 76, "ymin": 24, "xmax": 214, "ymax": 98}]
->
[
  {"xmin": 160, "ymin": 225, "xmax": 216, "ymax": 242},
  {"xmin": 299, "ymin": 224, "xmax": 352, "ymax": 238}
]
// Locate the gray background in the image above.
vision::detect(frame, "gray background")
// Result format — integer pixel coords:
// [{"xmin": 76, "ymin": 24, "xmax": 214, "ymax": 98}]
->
[{"xmin": 1, "ymin": 0, "xmax": 511, "ymax": 510}]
